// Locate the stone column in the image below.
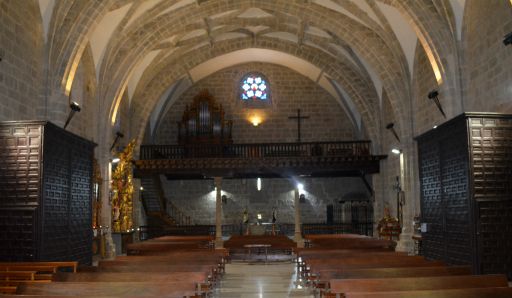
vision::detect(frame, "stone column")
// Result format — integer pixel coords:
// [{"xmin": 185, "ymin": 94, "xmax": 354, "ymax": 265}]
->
[
  {"xmin": 214, "ymin": 177, "xmax": 223, "ymax": 248},
  {"xmin": 294, "ymin": 187, "xmax": 304, "ymax": 248},
  {"xmin": 98, "ymin": 153, "xmax": 116, "ymax": 259},
  {"xmin": 396, "ymin": 140, "xmax": 418, "ymax": 253}
]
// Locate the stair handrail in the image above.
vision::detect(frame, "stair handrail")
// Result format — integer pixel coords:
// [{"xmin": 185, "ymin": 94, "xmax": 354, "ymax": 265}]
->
[
  {"xmin": 152, "ymin": 175, "xmax": 192, "ymax": 225},
  {"xmin": 168, "ymin": 201, "xmax": 192, "ymax": 225}
]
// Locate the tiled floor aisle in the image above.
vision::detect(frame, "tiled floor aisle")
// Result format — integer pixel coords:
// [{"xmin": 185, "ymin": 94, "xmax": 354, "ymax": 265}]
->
[{"xmin": 214, "ymin": 261, "xmax": 314, "ymax": 298}]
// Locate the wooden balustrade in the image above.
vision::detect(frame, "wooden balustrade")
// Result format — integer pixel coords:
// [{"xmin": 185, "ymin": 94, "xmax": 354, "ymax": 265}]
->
[{"xmin": 140, "ymin": 141, "xmax": 372, "ymax": 160}]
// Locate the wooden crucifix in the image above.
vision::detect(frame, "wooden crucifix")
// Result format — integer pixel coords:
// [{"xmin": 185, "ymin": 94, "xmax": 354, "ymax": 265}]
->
[{"xmin": 288, "ymin": 109, "xmax": 309, "ymax": 142}]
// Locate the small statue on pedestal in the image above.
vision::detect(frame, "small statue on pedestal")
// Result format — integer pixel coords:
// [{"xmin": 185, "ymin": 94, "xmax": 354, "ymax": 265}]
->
[
  {"xmin": 242, "ymin": 208, "xmax": 249, "ymax": 235},
  {"xmin": 271, "ymin": 208, "xmax": 277, "ymax": 235}
]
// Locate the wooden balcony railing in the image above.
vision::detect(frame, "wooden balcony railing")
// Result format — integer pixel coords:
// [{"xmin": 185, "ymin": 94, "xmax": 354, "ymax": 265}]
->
[{"xmin": 140, "ymin": 141, "xmax": 372, "ymax": 160}]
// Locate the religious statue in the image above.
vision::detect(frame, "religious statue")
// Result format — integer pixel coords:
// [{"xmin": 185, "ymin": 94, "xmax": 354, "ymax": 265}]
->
[
  {"xmin": 91, "ymin": 159, "xmax": 102, "ymax": 229},
  {"xmin": 111, "ymin": 140, "xmax": 135, "ymax": 233},
  {"xmin": 393, "ymin": 176, "xmax": 405, "ymax": 228},
  {"xmin": 243, "ymin": 208, "xmax": 249, "ymax": 224},
  {"xmin": 377, "ymin": 205, "xmax": 401, "ymax": 241},
  {"xmin": 271, "ymin": 207, "xmax": 278, "ymax": 235},
  {"xmin": 242, "ymin": 208, "xmax": 249, "ymax": 235}
]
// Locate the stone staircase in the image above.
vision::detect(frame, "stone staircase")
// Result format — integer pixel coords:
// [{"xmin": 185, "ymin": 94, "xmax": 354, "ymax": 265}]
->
[{"xmin": 140, "ymin": 175, "xmax": 191, "ymax": 228}]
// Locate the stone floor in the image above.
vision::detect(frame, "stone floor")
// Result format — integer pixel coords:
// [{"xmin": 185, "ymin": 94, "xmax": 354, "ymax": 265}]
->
[{"xmin": 213, "ymin": 260, "xmax": 314, "ymax": 298}]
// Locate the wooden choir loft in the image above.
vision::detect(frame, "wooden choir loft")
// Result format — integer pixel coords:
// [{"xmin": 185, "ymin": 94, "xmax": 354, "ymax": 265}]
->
[{"xmin": 135, "ymin": 89, "xmax": 385, "ymax": 239}]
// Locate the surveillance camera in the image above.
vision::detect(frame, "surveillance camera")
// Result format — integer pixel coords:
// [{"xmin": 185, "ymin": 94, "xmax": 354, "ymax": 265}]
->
[{"xmin": 504, "ymin": 32, "xmax": 512, "ymax": 46}]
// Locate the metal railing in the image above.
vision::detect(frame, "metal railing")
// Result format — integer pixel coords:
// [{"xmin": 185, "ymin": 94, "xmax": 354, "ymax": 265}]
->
[
  {"xmin": 138, "ymin": 222, "xmax": 373, "ymax": 241},
  {"xmin": 140, "ymin": 141, "xmax": 372, "ymax": 160}
]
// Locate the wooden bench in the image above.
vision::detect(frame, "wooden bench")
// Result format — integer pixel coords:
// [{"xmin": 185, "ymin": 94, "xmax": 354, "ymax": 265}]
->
[
  {"xmin": 17, "ymin": 281, "xmax": 199, "ymax": 297},
  {"xmin": 147, "ymin": 235, "xmax": 214, "ymax": 242},
  {"xmin": 53, "ymin": 271, "xmax": 208, "ymax": 283},
  {"xmin": 318, "ymin": 266, "xmax": 472, "ymax": 280},
  {"xmin": 328, "ymin": 274, "xmax": 509, "ymax": 296},
  {"xmin": 310, "ymin": 266, "xmax": 472, "ymax": 291},
  {"xmin": 0, "ymin": 262, "xmax": 77, "ymax": 273},
  {"xmin": 341, "ymin": 287, "xmax": 512, "ymax": 298},
  {"xmin": 0, "ymin": 271, "xmax": 37, "ymax": 281},
  {"xmin": 97, "ymin": 263, "xmax": 215, "ymax": 272},
  {"xmin": 0, "ymin": 286, "xmax": 17, "ymax": 294},
  {"xmin": 305, "ymin": 238, "xmax": 395, "ymax": 250},
  {"xmin": 305, "ymin": 255, "xmax": 436, "ymax": 269},
  {"xmin": 306, "ymin": 259, "xmax": 446, "ymax": 277}
]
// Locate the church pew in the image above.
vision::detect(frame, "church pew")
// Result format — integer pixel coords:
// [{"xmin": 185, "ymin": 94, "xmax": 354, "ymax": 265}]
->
[
  {"xmin": 0, "ymin": 271, "xmax": 36, "ymax": 281},
  {"xmin": 304, "ymin": 234, "xmax": 370, "ymax": 240},
  {"xmin": 296, "ymin": 248, "xmax": 401, "ymax": 257},
  {"xmin": 318, "ymin": 265, "xmax": 472, "ymax": 280},
  {"xmin": 126, "ymin": 242, "xmax": 212, "ymax": 255},
  {"xmin": 114, "ymin": 251, "xmax": 226, "ymax": 261},
  {"xmin": 0, "ymin": 286, "xmax": 17, "ymax": 294},
  {"xmin": 53, "ymin": 271, "xmax": 208, "ymax": 283},
  {"xmin": 306, "ymin": 259, "xmax": 446, "ymax": 277},
  {"xmin": 309, "ymin": 266, "xmax": 472, "ymax": 290},
  {"xmin": 96, "ymin": 263, "xmax": 221, "ymax": 285},
  {"xmin": 327, "ymin": 287, "xmax": 512, "ymax": 298},
  {"xmin": 17, "ymin": 281, "xmax": 199, "ymax": 297},
  {"xmin": 304, "ymin": 255, "xmax": 434, "ymax": 269},
  {"xmin": 0, "ymin": 262, "xmax": 77, "ymax": 273},
  {"xmin": 305, "ymin": 238, "xmax": 395, "ymax": 250},
  {"xmin": 296, "ymin": 251, "xmax": 408, "ymax": 273},
  {"xmin": 110, "ymin": 255, "xmax": 227, "ymax": 273},
  {"xmin": 0, "ymin": 265, "xmax": 58, "ymax": 274},
  {"xmin": 328, "ymin": 274, "xmax": 509, "ymax": 295},
  {"xmin": 298, "ymin": 251, "xmax": 406, "ymax": 261},
  {"xmin": 0, "ymin": 280, "xmax": 52, "ymax": 287},
  {"xmin": 97, "ymin": 263, "xmax": 215, "ymax": 272},
  {"xmin": 146, "ymin": 235, "xmax": 214, "ymax": 243}
]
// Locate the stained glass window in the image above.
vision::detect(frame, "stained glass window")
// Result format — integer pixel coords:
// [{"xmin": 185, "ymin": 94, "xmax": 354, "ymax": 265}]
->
[{"xmin": 240, "ymin": 74, "xmax": 269, "ymax": 101}]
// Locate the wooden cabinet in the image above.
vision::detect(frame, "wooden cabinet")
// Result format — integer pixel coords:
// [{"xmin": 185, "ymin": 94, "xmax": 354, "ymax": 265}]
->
[
  {"xmin": 416, "ymin": 113, "xmax": 512, "ymax": 278},
  {"xmin": 0, "ymin": 121, "xmax": 95, "ymax": 265}
]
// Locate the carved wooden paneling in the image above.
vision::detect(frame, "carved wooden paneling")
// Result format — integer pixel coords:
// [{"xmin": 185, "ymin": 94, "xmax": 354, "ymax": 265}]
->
[
  {"xmin": 417, "ymin": 113, "xmax": 512, "ymax": 279},
  {"xmin": 0, "ymin": 121, "xmax": 95, "ymax": 265},
  {"xmin": 440, "ymin": 121, "xmax": 472, "ymax": 266},
  {"xmin": 418, "ymin": 129, "xmax": 443, "ymax": 261},
  {"xmin": 418, "ymin": 118, "xmax": 472, "ymax": 266},
  {"xmin": 0, "ymin": 124, "xmax": 42, "ymax": 207},
  {"xmin": 477, "ymin": 199, "xmax": 512, "ymax": 279},
  {"xmin": 0, "ymin": 208, "xmax": 37, "ymax": 261},
  {"xmin": 469, "ymin": 116, "xmax": 512, "ymax": 279}
]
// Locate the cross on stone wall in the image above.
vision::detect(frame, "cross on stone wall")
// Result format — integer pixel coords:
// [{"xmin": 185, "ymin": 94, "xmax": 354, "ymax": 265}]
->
[{"xmin": 288, "ymin": 109, "xmax": 309, "ymax": 143}]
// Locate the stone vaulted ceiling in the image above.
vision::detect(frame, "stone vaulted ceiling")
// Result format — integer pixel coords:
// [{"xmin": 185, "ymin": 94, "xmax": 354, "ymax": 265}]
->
[{"xmin": 37, "ymin": 0, "xmax": 467, "ymax": 150}]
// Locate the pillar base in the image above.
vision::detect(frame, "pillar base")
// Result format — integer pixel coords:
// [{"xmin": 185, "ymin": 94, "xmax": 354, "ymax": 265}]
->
[
  {"xmin": 294, "ymin": 233, "xmax": 304, "ymax": 248},
  {"xmin": 396, "ymin": 231, "xmax": 414, "ymax": 254},
  {"xmin": 215, "ymin": 238, "xmax": 224, "ymax": 249},
  {"xmin": 104, "ymin": 232, "xmax": 116, "ymax": 259}
]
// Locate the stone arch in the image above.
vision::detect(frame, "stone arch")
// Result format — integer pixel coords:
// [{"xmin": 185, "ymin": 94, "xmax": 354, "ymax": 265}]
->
[
  {"xmin": 95, "ymin": 1, "xmax": 412, "ymax": 146},
  {"xmin": 127, "ymin": 43, "xmax": 381, "ymax": 152},
  {"xmin": 387, "ymin": 0, "xmax": 463, "ymax": 119}
]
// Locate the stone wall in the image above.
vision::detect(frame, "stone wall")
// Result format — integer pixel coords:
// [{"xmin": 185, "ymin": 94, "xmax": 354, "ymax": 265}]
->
[
  {"xmin": 0, "ymin": 0, "xmax": 43, "ymax": 121},
  {"xmin": 162, "ymin": 177, "xmax": 370, "ymax": 225},
  {"xmin": 462, "ymin": 0, "xmax": 512, "ymax": 113},
  {"xmin": 155, "ymin": 62, "xmax": 356, "ymax": 144},
  {"xmin": 374, "ymin": 90, "xmax": 402, "ymax": 222},
  {"xmin": 66, "ymin": 47, "xmax": 97, "ymax": 142},
  {"xmin": 412, "ymin": 43, "xmax": 445, "ymax": 136}
]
